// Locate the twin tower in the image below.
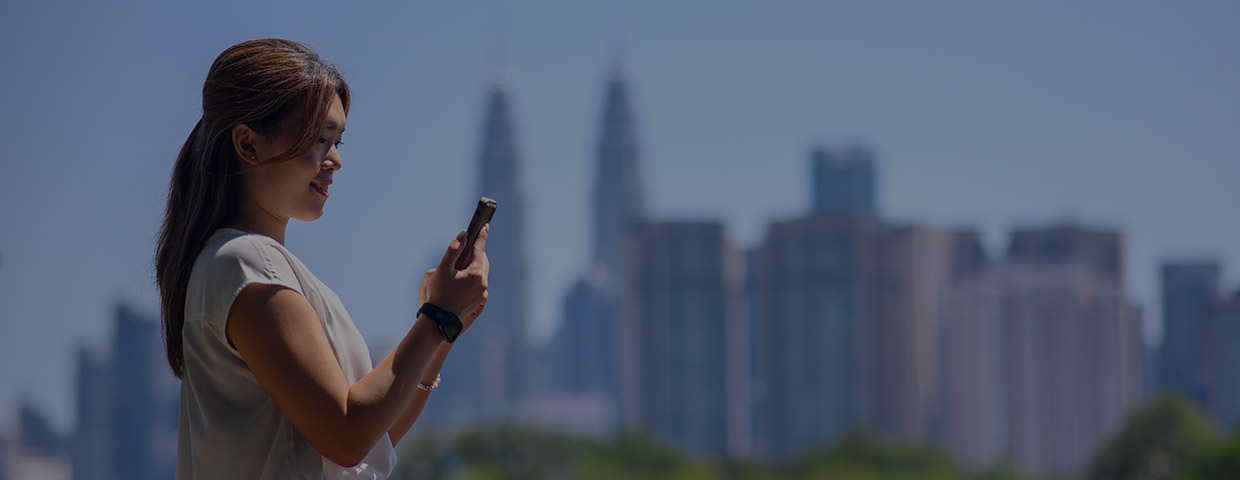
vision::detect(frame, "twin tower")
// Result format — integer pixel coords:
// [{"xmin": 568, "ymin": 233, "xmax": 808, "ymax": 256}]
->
[{"xmin": 425, "ymin": 69, "xmax": 644, "ymax": 426}]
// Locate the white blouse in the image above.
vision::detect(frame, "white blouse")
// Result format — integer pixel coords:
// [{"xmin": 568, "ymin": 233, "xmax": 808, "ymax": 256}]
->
[{"xmin": 176, "ymin": 228, "xmax": 396, "ymax": 479}]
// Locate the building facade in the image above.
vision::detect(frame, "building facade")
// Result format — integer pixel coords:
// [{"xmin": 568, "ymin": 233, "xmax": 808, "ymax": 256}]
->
[{"xmin": 621, "ymin": 221, "xmax": 742, "ymax": 456}]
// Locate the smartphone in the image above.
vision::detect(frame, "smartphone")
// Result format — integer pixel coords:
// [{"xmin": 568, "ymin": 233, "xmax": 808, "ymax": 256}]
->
[{"xmin": 455, "ymin": 196, "xmax": 497, "ymax": 270}]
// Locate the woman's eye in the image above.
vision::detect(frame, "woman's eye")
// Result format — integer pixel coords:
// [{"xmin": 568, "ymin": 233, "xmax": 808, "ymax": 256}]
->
[{"xmin": 334, "ymin": 141, "xmax": 344, "ymax": 148}]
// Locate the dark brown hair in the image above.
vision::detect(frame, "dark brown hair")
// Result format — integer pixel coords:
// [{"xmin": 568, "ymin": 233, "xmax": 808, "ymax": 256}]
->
[{"xmin": 156, "ymin": 39, "xmax": 351, "ymax": 377}]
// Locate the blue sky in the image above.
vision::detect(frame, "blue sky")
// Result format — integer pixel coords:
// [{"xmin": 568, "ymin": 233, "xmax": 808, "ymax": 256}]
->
[{"xmin": 1, "ymin": 1, "xmax": 1237, "ymax": 434}]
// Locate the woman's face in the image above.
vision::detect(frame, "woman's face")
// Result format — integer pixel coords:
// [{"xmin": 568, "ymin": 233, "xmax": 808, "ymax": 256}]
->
[{"xmin": 247, "ymin": 94, "xmax": 347, "ymax": 223}]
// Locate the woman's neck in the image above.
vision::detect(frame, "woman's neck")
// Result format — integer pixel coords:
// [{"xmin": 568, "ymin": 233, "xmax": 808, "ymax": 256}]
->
[{"xmin": 229, "ymin": 202, "xmax": 289, "ymax": 245}]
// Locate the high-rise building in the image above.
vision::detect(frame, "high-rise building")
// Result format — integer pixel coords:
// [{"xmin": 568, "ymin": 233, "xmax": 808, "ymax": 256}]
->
[
  {"xmin": 593, "ymin": 69, "xmax": 645, "ymax": 273},
  {"xmin": 18, "ymin": 402, "xmax": 66, "ymax": 458},
  {"xmin": 742, "ymin": 247, "xmax": 766, "ymax": 453},
  {"xmin": 811, "ymin": 145, "xmax": 877, "ymax": 216},
  {"xmin": 112, "ymin": 304, "xmax": 158, "ymax": 480},
  {"xmin": 1208, "ymin": 291, "xmax": 1240, "ymax": 431},
  {"xmin": 621, "ymin": 221, "xmax": 742, "ymax": 457},
  {"xmin": 944, "ymin": 231, "xmax": 1143, "ymax": 476},
  {"xmin": 865, "ymin": 226, "xmax": 986, "ymax": 444},
  {"xmin": 432, "ymin": 79, "xmax": 532, "ymax": 425},
  {"xmin": 1158, "ymin": 261, "xmax": 1221, "ymax": 407},
  {"xmin": 748, "ymin": 214, "xmax": 883, "ymax": 459},
  {"xmin": 547, "ymin": 266, "xmax": 619, "ymax": 401},
  {"xmin": 942, "ymin": 267, "xmax": 1008, "ymax": 469},
  {"xmin": 1007, "ymin": 224, "xmax": 1123, "ymax": 287},
  {"xmin": 72, "ymin": 302, "xmax": 174, "ymax": 480},
  {"xmin": 748, "ymin": 145, "xmax": 900, "ymax": 458},
  {"xmin": 72, "ymin": 345, "xmax": 112, "ymax": 480},
  {"xmin": 545, "ymin": 68, "xmax": 646, "ymax": 431}
]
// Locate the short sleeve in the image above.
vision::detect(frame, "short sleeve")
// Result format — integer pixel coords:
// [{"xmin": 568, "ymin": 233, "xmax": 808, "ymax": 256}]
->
[{"xmin": 187, "ymin": 234, "xmax": 304, "ymax": 330}]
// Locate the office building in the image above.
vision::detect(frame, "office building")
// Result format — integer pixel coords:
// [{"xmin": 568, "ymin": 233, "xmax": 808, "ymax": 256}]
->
[{"xmin": 621, "ymin": 221, "xmax": 742, "ymax": 456}]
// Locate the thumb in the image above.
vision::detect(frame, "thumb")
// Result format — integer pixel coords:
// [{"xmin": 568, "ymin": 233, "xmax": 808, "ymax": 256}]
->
[
  {"xmin": 472, "ymin": 224, "xmax": 490, "ymax": 255},
  {"xmin": 437, "ymin": 230, "xmax": 467, "ymax": 272}
]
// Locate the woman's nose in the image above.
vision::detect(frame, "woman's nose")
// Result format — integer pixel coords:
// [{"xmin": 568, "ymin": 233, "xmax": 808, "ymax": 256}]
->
[{"xmin": 324, "ymin": 146, "xmax": 342, "ymax": 171}]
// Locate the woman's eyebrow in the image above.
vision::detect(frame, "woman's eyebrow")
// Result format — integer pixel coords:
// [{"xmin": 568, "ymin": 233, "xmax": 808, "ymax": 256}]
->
[{"xmin": 322, "ymin": 122, "xmax": 345, "ymax": 133}]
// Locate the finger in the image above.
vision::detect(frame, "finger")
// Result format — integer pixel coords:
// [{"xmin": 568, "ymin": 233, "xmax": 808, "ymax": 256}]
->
[
  {"xmin": 472, "ymin": 224, "xmax": 489, "ymax": 255},
  {"xmin": 418, "ymin": 268, "xmax": 434, "ymax": 302},
  {"xmin": 437, "ymin": 230, "xmax": 467, "ymax": 273}
]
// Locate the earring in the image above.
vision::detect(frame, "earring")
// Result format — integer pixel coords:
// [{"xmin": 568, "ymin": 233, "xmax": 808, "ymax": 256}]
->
[{"xmin": 251, "ymin": 154, "xmax": 257, "ymax": 160}]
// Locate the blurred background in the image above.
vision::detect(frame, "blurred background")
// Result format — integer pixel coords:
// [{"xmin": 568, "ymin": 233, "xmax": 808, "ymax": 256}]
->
[{"xmin": 1, "ymin": 1, "xmax": 1238, "ymax": 479}]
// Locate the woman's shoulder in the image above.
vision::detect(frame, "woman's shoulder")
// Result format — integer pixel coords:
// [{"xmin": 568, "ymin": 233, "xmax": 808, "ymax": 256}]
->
[
  {"xmin": 190, "ymin": 228, "xmax": 302, "ymax": 294},
  {"xmin": 210, "ymin": 229, "xmax": 282, "ymax": 259}
]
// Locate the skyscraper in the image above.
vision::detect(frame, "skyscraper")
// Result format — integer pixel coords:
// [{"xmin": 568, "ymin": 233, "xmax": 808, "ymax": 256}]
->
[
  {"xmin": 18, "ymin": 401, "xmax": 67, "ymax": 458},
  {"xmin": 748, "ymin": 145, "xmax": 905, "ymax": 458},
  {"xmin": 546, "ymin": 68, "xmax": 646, "ymax": 430},
  {"xmin": 1158, "ymin": 261, "xmax": 1221, "ymax": 407},
  {"xmin": 865, "ymin": 226, "xmax": 986, "ymax": 444},
  {"xmin": 72, "ymin": 302, "xmax": 174, "ymax": 480},
  {"xmin": 621, "ymin": 221, "xmax": 742, "ymax": 456},
  {"xmin": 1007, "ymin": 224, "xmax": 1123, "ymax": 287},
  {"xmin": 1208, "ymin": 291, "xmax": 1240, "ymax": 431},
  {"xmin": 112, "ymin": 304, "xmax": 157, "ymax": 480},
  {"xmin": 434, "ymin": 78, "xmax": 531, "ymax": 424},
  {"xmin": 72, "ymin": 345, "xmax": 112, "ymax": 480},
  {"xmin": 944, "ymin": 229, "xmax": 1143, "ymax": 475},
  {"xmin": 748, "ymin": 214, "xmax": 884, "ymax": 459},
  {"xmin": 748, "ymin": 145, "xmax": 894, "ymax": 459},
  {"xmin": 547, "ymin": 266, "xmax": 619, "ymax": 401},
  {"xmin": 942, "ymin": 268, "xmax": 1008, "ymax": 469},
  {"xmin": 593, "ymin": 69, "xmax": 645, "ymax": 273},
  {"xmin": 811, "ymin": 145, "xmax": 877, "ymax": 216}
]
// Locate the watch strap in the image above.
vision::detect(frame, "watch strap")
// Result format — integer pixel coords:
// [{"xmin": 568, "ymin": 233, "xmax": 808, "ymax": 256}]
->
[{"xmin": 419, "ymin": 302, "xmax": 461, "ymax": 343}]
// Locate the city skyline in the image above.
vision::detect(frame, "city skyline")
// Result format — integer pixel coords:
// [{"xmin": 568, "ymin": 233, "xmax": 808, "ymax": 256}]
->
[{"xmin": 2, "ymin": 0, "xmax": 1239, "ymax": 436}]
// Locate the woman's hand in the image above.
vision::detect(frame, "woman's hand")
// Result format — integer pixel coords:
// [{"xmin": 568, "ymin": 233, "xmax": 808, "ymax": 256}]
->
[
  {"xmin": 424, "ymin": 225, "xmax": 490, "ymax": 333},
  {"xmin": 419, "ymin": 267, "xmax": 488, "ymax": 329}
]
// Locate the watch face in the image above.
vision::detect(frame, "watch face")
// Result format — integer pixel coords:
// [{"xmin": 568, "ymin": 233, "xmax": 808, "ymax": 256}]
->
[{"xmin": 443, "ymin": 314, "xmax": 463, "ymax": 342}]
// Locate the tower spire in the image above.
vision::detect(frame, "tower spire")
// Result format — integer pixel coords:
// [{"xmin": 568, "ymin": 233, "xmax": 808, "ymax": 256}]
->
[{"xmin": 593, "ymin": 70, "xmax": 645, "ymax": 271}]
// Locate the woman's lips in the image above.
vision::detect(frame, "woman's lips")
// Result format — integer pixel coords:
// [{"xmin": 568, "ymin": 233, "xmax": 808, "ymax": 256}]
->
[{"xmin": 310, "ymin": 180, "xmax": 331, "ymax": 197}]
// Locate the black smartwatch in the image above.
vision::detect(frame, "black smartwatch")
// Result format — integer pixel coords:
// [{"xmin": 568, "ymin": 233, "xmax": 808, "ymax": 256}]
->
[{"xmin": 419, "ymin": 303, "xmax": 463, "ymax": 343}]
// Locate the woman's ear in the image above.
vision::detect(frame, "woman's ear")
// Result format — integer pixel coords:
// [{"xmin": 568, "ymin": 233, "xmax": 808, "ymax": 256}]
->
[{"xmin": 231, "ymin": 124, "xmax": 262, "ymax": 166}]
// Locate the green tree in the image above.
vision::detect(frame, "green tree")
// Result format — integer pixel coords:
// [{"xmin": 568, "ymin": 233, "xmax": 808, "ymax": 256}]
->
[
  {"xmin": 1088, "ymin": 396, "xmax": 1218, "ymax": 480},
  {"xmin": 966, "ymin": 462, "xmax": 1024, "ymax": 480},
  {"xmin": 787, "ymin": 433, "xmax": 963, "ymax": 480},
  {"xmin": 1179, "ymin": 428, "xmax": 1240, "ymax": 480},
  {"xmin": 571, "ymin": 432, "xmax": 717, "ymax": 480},
  {"xmin": 393, "ymin": 426, "xmax": 594, "ymax": 479}
]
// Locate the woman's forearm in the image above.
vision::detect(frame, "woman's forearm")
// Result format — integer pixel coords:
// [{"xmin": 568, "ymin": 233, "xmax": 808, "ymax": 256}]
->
[
  {"xmin": 335, "ymin": 315, "xmax": 445, "ymax": 464},
  {"xmin": 388, "ymin": 341, "xmax": 453, "ymax": 445}
]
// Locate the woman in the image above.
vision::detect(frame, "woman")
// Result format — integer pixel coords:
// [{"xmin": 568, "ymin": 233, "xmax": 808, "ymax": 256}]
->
[{"xmin": 155, "ymin": 38, "xmax": 489, "ymax": 479}]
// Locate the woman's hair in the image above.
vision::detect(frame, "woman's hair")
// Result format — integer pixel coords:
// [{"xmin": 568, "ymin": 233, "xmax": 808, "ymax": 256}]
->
[{"xmin": 156, "ymin": 38, "xmax": 351, "ymax": 378}]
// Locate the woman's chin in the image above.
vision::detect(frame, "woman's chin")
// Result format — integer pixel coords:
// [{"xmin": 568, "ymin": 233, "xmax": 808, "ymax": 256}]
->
[{"xmin": 295, "ymin": 209, "xmax": 326, "ymax": 222}]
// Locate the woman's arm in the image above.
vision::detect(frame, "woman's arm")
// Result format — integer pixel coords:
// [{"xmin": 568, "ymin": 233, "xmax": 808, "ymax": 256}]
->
[
  {"xmin": 227, "ymin": 229, "xmax": 489, "ymax": 467},
  {"xmin": 387, "ymin": 267, "xmax": 488, "ymax": 446},
  {"xmin": 229, "ymin": 286, "xmax": 441, "ymax": 467},
  {"xmin": 387, "ymin": 342, "xmax": 451, "ymax": 446}
]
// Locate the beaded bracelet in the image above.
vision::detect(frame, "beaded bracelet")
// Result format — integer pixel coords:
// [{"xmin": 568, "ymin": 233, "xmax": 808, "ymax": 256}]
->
[{"xmin": 417, "ymin": 374, "xmax": 441, "ymax": 392}]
